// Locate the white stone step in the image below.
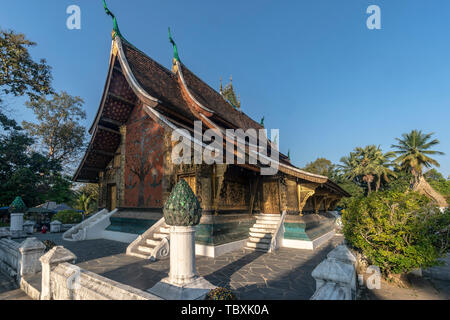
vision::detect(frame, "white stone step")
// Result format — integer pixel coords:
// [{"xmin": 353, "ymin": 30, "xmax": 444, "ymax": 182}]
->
[
  {"xmin": 246, "ymin": 241, "xmax": 270, "ymax": 250},
  {"xmin": 249, "ymin": 237, "xmax": 271, "ymax": 244},
  {"xmin": 256, "ymin": 219, "xmax": 278, "ymax": 225},
  {"xmin": 255, "ymin": 215, "xmax": 281, "ymax": 221},
  {"xmin": 249, "ymin": 232, "xmax": 272, "ymax": 239},
  {"xmin": 160, "ymin": 227, "xmax": 170, "ymax": 234},
  {"xmin": 253, "ymin": 223, "xmax": 277, "ymax": 229},
  {"xmin": 250, "ymin": 227, "xmax": 276, "ymax": 234},
  {"xmin": 153, "ymin": 233, "xmax": 168, "ymax": 239},
  {"xmin": 146, "ymin": 239, "xmax": 160, "ymax": 246},
  {"xmin": 138, "ymin": 245, "xmax": 154, "ymax": 253}
]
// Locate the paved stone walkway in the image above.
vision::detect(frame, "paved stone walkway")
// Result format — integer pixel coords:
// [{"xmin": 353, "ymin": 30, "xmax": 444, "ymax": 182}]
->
[
  {"xmin": 13, "ymin": 232, "xmax": 128, "ymax": 263},
  {"xmin": 0, "ymin": 272, "xmax": 30, "ymax": 300},
  {"xmin": 2, "ymin": 232, "xmax": 450, "ymax": 300},
  {"xmin": 76, "ymin": 236, "xmax": 345, "ymax": 300}
]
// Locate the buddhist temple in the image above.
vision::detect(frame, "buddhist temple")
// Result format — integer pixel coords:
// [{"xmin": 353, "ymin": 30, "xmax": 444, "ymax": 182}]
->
[{"xmin": 71, "ymin": 2, "xmax": 349, "ymax": 257}]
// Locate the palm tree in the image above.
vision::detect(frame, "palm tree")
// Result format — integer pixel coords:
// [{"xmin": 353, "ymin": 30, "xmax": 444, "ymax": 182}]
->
[
  {"xmin": 391, "ymin": 130, "xmax": 444, "ymax": 184},
  {"xmin": 373, "ymin": 151, "xmax": 397, "ymax": 192},
  {"xmin": 340, "ymin": 145, "xmax": 396, "ymax": 194},
  {"xmin": 75, "ymin": 193, "xmax": 93, "ymax": 218}
]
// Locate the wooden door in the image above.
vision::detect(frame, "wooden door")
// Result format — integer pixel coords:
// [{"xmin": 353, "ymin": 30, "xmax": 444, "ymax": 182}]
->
[{"xmin": 262, "ymin": 181, "xmax": 280, "ymax": 214}]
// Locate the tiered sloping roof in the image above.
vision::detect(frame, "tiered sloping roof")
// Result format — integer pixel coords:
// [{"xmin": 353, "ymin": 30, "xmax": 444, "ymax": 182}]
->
[{"xmin": 73, "ymin": 29, "xmax": 349, "ymax": 197}]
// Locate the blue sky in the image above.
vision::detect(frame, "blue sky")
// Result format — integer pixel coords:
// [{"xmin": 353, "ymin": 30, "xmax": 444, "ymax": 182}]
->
[{"xmin": 1, "ymin": 0, "xmax": 449, "ymax": 177}]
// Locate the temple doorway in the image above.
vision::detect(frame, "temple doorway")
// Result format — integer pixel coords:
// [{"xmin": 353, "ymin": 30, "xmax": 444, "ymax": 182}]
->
[{"xmin": 262, "ymin": 181, "xmax": 280, "ymax": 214}]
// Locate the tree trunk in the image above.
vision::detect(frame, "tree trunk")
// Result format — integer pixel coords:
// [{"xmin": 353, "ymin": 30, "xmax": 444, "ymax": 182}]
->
[{"xmin": 376, "ymin": 176, "xmax": 381, "ymax": 192}]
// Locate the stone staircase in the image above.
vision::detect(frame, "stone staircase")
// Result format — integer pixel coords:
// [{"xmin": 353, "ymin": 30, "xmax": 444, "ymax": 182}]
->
[
  {"xmin": 126, "ymin": 218, "xmax": 170, "ymax": 260},
  {"xmin": 63, "ymin": 209, "xmax": 117, "ymax": 241},
  {"xmin": 245, "ymin": 214, "xmax": 281, "ymax": 252}
]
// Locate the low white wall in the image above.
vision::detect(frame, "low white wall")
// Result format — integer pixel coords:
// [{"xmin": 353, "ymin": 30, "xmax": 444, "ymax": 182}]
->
[
  {"xmin": 0, "ymin": 239, "xmax": 20, "ymax": 278},
  {"xmin": 49, "ymin": 262, "xmax": 161, "ymax": 300},
  {"xmin": 195, "ymin": 238, "xmax": 248, "ymax": 258},
  {"xmin": 282, "ymin": 230, "xmax": 335, "ymax": 250},
  {"xmin": 0, "ymin": 237, "xmax": 45, "ymax": 282}
]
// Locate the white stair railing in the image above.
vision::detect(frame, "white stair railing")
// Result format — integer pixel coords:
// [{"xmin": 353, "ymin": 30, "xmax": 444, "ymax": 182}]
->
[
  {"xmin": 269, "ymin": 210, "xmax": 287, "ymax": 253},
  {"xmin": 63, "ymin": 208, "xmax": 118, "ymax": 241},
  {"xmin": 126, "ymin": 217, "xmax": 167, "ymax": 259}
]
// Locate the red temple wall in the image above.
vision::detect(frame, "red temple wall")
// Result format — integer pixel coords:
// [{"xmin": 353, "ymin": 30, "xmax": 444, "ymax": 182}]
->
[{"xmin": 124, "ymin": 104, "xmax": 164, "ymax": 208}]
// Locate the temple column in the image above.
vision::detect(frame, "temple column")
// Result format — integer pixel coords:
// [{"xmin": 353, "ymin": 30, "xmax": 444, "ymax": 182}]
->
[
  {"xmin": 118, "ymin": 125, "xmax": 127, "ymax": 207},
  {"xmin": 278, "ymin": 174, "xmax": 288, "ymax": 213},
  {"xmin": 313, "ymin": 195, "xmax": 326, "ymax": 214},
  {"xmin": 297, "ymin": 182, "xmax": 317, "ymax": 215}
]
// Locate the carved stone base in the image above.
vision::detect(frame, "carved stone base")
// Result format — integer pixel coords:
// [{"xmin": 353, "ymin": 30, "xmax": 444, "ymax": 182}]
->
[{"xmin": 147, "ymin": 276, "xmax": 216, "ymax": 300}]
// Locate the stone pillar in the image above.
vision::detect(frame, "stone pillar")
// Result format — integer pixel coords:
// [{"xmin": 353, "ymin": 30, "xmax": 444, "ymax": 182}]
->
[
  {"xmin": 169, "ymin": 226, "xmax": 197, "ymax": 285},
  {"xmin": 40, "ymin": 246, "xmax": 77, "ymax": 300},
  {"xmin": 50, "ymin": 220, "xmax": 62, "ymax": 233},
  {"xmin": 23, "ymin": 221, "xmax": 35, "ymax": 234},
  {"xmin": 10, "ymin": 213, "xmax": 24, "ymax": 238},
  {"xmin": 148, "ymin": 179, "xmax": 215, "ymax": 300},
  {"xmin": 18, "ymin": 237, "xmax": 46, "ymax": 279}
]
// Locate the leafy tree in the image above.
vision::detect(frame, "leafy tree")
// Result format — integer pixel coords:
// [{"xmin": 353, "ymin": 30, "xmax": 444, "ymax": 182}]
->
[
  {"xmin": 22, "ymin": 91, "xmax": 86, "ymax": 167},
  {"xmin": 342, "ymin": 191, "xmax": 449, "ymax": 277},
  {"xmin": 303, "ymin": 158, "xmax": 333, "ymax": 176},
  {"xmin": 75, "ymin": 193, "xmax": 93, "ymax": 215},
  {"xmin": 392, "ymin": 130, "xmax": 444, "ymax": 184},
  {"xmin": 373, "ymin": 150, "xmax": 397, "ymax": 192},
  {"xmin": 0, "ymin": 28, "xmax": 53, "ymax": 103},
  {"xmin": 424, "ymin": 169, "xmax": 444, "ymax": 181},
  {"xmin": 43, "ymin": 174, "xmax": 74, "ymax": 204},
  {"xmin": 423, "ymin": 169, "xmax": 450, "ymax": 203},
  {"xmin": 0, "ymin": 28, "xmax": 75, "ymax": 208},
  {"xmin": 340, "ymin": 145, "xmax": 395, "ymax": 194}
]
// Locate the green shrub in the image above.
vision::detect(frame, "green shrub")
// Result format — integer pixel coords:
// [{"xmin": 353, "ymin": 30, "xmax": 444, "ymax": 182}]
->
[
  {"xmin": 52, "ymin": 209, "xmax": 82, "ymax": 224},
  {"xmin": 342, "ymin": 191, "xmax": 449, "ymax": 276},
  {"xmin": 205, "ymin": 287, "xmax": 237, "ymax": 300}
]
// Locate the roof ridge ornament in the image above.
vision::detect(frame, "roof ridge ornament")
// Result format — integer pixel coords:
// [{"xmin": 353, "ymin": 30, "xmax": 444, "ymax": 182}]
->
[
  {"xmin": 168, "ymin": 27, "xmax": 181, "ymax": 63},
  {"xmin": 103, "ymin": 0, "xmax": 122, "ymax": 39}
]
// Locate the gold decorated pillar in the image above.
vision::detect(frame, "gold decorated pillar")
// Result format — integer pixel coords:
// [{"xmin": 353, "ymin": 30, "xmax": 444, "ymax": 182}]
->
[
  {"xmin": 118, "ymin": 125, "xmax": 127, "ymax": 207},
  {"xmin": 297, "ymin": 182, "xmax": 318, "ymax": 215}
]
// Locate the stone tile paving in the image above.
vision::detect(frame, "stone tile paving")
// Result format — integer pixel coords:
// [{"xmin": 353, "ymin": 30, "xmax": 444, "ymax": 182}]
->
[
  {"xmin": 0, "ymin": 272, "xmax": 31, "ymax": 300},
  {"xmin": 3, "ymin": 232, "xmax": 449, "ymax": 300},
  {"xmin": 13, "ymin": 232, "xmax": 128, "ymax": 263},
  {"xmin": 77, "ymin": 235, "xmax": 345, "ymax": 300}
]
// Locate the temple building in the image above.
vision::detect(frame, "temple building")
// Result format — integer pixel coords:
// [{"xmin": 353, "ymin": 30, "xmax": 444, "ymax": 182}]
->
[{"xmin": 71, "ymin": 4, "xmax": 349, "ymax": 257}]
